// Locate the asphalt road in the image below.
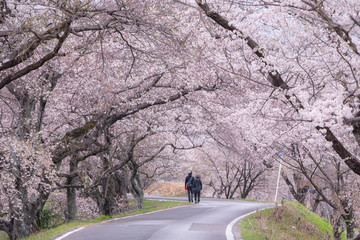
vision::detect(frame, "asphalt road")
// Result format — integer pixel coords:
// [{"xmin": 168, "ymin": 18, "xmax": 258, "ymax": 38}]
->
[{"xmin": 56, "ymin": 196, "xmax": 271, "ymax": 240}]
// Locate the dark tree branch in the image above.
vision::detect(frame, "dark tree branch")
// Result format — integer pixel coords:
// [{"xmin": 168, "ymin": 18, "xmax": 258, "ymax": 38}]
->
[
  {"xmin": 196, "ymin": 0, "xmax": 290, "ymax": 91},
  {"xmin": 105, "ymin": 85, "xmax": 214, "ymax": 127},
  {"xmin": 300, "ymin": 0, "xmax": 360, "ymax": 56},
  {"xmin": 0, "ymin": 21, "xmax": 72, "ymax": 90},
  {"xmin": 316, "ymin": 126, "xmax": 360, "ymax": 175},
  {"xmin": 0, "ymin": 21, "xmax": 69, "ymax": 72}
]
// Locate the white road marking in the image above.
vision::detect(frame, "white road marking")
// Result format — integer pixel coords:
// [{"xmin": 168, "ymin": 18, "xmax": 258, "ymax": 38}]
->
[
  {"xmin": 55, "ymin": 227, "xmax": 85, "ymax": 240},
  {"xmin": 55, "ymin": 204, "xmax": 190, "ymax": 239},
  {"xmin": 226, "ymin": 206, "xmax": 272, "ymax": 240}
]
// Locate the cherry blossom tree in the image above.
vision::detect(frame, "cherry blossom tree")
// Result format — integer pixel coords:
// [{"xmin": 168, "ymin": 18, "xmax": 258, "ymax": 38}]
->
[
  {"xmin": 0, "ymin": 0, "xmax": 220, "ymax": 238},
  {"xmin": 2, "ymin": 0, "xmax": 360, "ymax": 239},
  {"xmin": 201, "ymin": 131, "xmax": 270, "ymax": 199},
  {"xmin": 194, "ymin": 0, "xmax": 360, "ymax": 176},
  {"xmin": 0, "ymin": 136, "xmax": 57, "ymax": 239},
  {"xmin": 188, "ymin": 2, "xmax": 360, "ymax": 237},
  {"xmin": 279, "ymin": 142, "xmax": 359, "ymax": 239}
]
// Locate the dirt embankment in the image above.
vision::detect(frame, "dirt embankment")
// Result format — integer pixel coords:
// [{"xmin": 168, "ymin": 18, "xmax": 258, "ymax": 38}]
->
[{"xmin": 145, "ymin": 182, "xmax": 186, "ymax": 196}]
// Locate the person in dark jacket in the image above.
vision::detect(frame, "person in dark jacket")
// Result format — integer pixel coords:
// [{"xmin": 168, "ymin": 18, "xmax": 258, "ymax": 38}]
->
[
  {"xmin": 185, "ymin": 172, "xmax": 194, "ymax": 203},
  {"xmin": 192, "ymin": 174, "xmax": 202, "ymax": 204}
]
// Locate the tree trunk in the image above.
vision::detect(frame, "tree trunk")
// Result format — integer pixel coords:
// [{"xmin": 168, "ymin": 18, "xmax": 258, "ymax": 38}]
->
[
  {"xmin": 6, "ymin": 192, "xmax": 49, "ymax": 240},
  {"xmin": 240, "ymin": 178, "xmax": 253, "ymax": 199},
  {"xmin": 332, "ymin": 218, "xmax": 343, "ymax": 240},
  {"xmin": 91, "ymin": 192, "xmax": 120, "ymax": 216},
  {"xmin": 341, "ymin": 200, "xmax": 355, "ymax": 239},
  {"xmin": 130, "ymin": 174, "xmax": 144, "ymax": 209},
  {"xmin": 88, "ymin": 155, "xmax": 129, "ymax": 215},
  {"xmin": 133, "ymin": 193, "xmax": 144, "ymax": 210},
  {"xmin": 89, "ymin": 172, "xmax": 129, "ymax": 216},
  {"xmin": 229, "ymin": 185, "xmax": 239, "ymax": 199},
  {"xmin": 114, "ymin": 172, "xmax": 129, "ymax": 209},
  {"xmin": 101, "ymin": 197, "xmax": 120, "ymax": 216},
  {"xmin": 0, "ymin": 220, "xmax": 11, "ymax": 240},
  {"xmin": 10, "ymin": 216, "xmax": 38, "ymax": 239},
  {"xmin": 225, "ymin": 186, "xmax": 231, "ymax": 199},
  {"xmin": 66, "ymin": 186, "xmax": 77, "ymax": 222},
  {"xmin": 240, "ymin": 186, "xmax": 252, "ymax": 199},
  {"xmin": 91, "ymin": 178, "xmax": 121, "ymax": 215},
  {"xmin": 311, "ymin": 193, "xmax": 321, "ymax": 212},
  {"xmin": 6, "ymin": 164, "xmax": 50, "ymax": 239},
  {"xmin": 65, "ymin": 158, "xmax": 78, "ymax": 222},
  {"xmin": 344, "ymin": 219, "xmax": 355, "ymax": 239},
  {"xmin": 7, "ymin": 219, "xmax": 19, "ymax": 240},
  {"xmin": 281, "ymin": 171, "xmax": 309, "ymax": 205}
]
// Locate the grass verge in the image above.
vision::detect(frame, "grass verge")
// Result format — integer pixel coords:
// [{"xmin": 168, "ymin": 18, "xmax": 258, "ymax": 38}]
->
[
  {"xmin": 239, "ymin": 201, "xmax": 346, "ymax": 240},
  {"xmin": 20, "ymin": 199, "xmax": 188, "ymax": 240}
]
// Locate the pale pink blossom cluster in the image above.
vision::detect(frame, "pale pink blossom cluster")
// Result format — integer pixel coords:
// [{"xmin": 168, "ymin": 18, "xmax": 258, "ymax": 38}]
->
[{"xmin": 0, "ymin": 136, "xmax": 57, "ymax": 221}]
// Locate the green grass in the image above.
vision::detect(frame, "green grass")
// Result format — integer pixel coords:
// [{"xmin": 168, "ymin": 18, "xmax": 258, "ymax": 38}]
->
[
  {"xmin": 240, "ymin": 201, "xmax": 346, "ymax": 240},
  {"xmin": 21, "ymin": 222, "xmax": 87, "ymax": 240},
  {"xmin": 0, "ymin": 231, "xmax": 9, "ymax": 240},
  {"xmin": 287, "ymin": 202, "xmax": 346, "ymax": 240},
  {"xmin": 20, "ymin": 199, "xmax": 188, "ymax": 240},
  {"xmin": 287, "ymin": 202, "xmax": 333, "ymax": 236}
]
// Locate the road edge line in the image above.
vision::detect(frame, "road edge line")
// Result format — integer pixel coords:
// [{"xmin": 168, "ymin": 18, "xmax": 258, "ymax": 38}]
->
[
  {"xmin": 226, "ymin": 206, "xmax": 273, "ymax": 240},
  {"xmin": 54, "ymin": 227, "xmax": 85, "ymax": 240},
  {"xmin": 54, "ymin": 204, "xmax": 189, "ymax": 239}
]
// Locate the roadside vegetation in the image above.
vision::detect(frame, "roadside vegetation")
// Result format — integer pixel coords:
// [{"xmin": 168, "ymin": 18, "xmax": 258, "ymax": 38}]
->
[
  {"xmin": 240, "ymin": 201, "xmax": 347, "ymax": 240},
  {"xmin": 17, "ymin": 199, "xmax": 188, "ymax": 240}
]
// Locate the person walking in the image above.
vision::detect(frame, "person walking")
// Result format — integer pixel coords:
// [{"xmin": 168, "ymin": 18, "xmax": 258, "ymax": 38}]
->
[
  {"xmin": 192, "ymin": 174, "xmax": 202, "ymax": 204},
  {"xmin": 185, "ymin": 171, "xmax": 194, "ymax": 203}
]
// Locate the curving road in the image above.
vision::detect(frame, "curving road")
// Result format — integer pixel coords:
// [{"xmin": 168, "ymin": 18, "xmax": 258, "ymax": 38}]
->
[{"xmin": 55, "ymin": 196, "xmax": 271, "ymax": 240}]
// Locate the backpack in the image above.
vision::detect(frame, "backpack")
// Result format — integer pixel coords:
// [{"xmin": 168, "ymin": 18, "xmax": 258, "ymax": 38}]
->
[{"xmin": 193, "ymin": 178, "xmax": 200, "ymax": 189}]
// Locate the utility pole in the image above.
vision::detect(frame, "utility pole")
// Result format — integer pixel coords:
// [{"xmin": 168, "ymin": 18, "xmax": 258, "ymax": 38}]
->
[{"xmin": 274, "ymin": 150, "xmax": 283, "ymax": 202}]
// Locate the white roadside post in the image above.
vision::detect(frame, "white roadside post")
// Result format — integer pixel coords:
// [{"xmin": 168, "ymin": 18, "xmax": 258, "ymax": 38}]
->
[{"xmin": 274, "ymin": 150, "xmax": 283, "ymax": 203}]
